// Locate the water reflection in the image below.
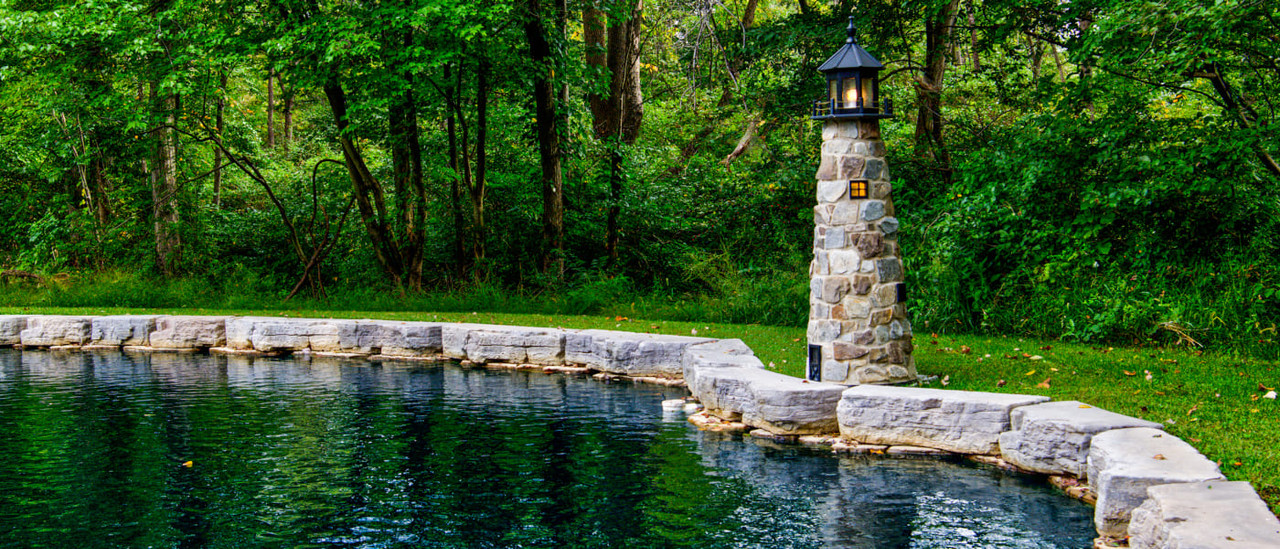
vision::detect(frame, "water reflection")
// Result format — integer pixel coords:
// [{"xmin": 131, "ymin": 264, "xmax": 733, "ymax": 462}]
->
[{"xmin": 0, "ymin": 349, "xmax": 1093, "ymax": 548}]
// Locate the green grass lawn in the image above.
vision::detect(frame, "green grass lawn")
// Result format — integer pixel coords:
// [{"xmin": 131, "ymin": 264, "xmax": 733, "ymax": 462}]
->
[{"xmin": 5, "ymin": 305, "xmax": 1278, "ymax": 515}]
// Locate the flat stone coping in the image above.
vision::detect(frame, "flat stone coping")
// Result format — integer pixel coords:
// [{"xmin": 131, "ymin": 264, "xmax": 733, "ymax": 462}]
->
[{"xmin": 2, "ymin": 314, "xmax": 1273, "ymax": 545}]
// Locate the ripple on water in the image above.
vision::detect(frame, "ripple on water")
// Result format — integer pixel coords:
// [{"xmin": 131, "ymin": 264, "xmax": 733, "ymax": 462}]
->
[{"xmin": 0, "ymin": 349, "xmax": 1094, "ymax": 548}]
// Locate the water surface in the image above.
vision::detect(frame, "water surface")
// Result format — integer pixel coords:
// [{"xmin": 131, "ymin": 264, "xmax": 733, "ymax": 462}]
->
[{"xmin": 0, "ymin": 349, "xmax": 1094, "ymax": 548}]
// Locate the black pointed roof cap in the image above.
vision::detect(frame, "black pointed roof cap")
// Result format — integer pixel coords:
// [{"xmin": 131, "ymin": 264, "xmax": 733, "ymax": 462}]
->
[{"xmin": 817, "ymin": 17, "xmax": 884, "ymax": 73}]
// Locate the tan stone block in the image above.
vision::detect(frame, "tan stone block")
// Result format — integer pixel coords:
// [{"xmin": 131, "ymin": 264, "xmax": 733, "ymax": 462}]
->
[
  {"xmin": 871, "ymin": 181, "xmax": 892, "ymax": 199},
  {"xmin": 833, "ymin": 342, "xmax": 870, "ymax": 360},
  {"xmin": 887, "ymin": 341, "xmax": 911, "ymax": 364},
  {"xmin": 851, "ymin": 275, "xmax": 874, "ymax": 295},
  {"xmin": 868, "ymin": 346, "xmax": 889, "ymax": 363},
  {"xmin": 816, "ymin": 155, "xmax": 838, "ymax": 180},
  {"xmin": 871, "ymin": 284, "xmax": 898, "ymax": 308},
  {"xmin": 843, "ymin": 297, "xmax": 871, "ymax": 318},
  {"xmin": 858, "ymin": 121, "xmax": 880, "ymax": 139},
  {"xmin": 853, "ymin": 233, "xmax": 884, "ymax": 258},
  {"xmin": 856, "ymin": 364, "xmax": 890, "ymax": 384},
  {"xmin": 830, "ymin": 305, "xmax": 847, "ymax": 320},
  {"xmin": 822, "ymin": 138, "xmax": 855, "ymax": 155},
  {"xmin": 839, "ymin": 156, "xmax": 865, "ymax": 179},
  {"xmin": 815, "ymin": 205, "xmax": 833, "ymax": 224},
  {"xmin": 870, "ymin": 307, "xmax": 893, "ymax": 326},
  {"xmin": 841, "ymin": 319, "xmax": 869, "ymax": 333},
  {"xmin": 851, "ymin": 329, "xmax": 875, "ymax": 345}
]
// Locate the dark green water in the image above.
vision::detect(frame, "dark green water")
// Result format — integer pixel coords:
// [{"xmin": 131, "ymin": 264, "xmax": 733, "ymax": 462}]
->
[{"xmin": 0, "ymin": 349, "xmax": 1095, "ymax": 548}]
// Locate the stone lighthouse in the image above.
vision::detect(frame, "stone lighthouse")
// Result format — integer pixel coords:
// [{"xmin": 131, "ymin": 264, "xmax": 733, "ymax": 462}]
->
[{"xmin": 806, "ymin": 18, "xmax": 916, "ymax": 385}]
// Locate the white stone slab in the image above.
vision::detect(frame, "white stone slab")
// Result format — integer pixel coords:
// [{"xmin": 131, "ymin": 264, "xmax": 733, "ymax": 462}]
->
[
  {"xmin": 565, "ymin": 330, "xmax": 714, "ymax": 378},
  {"xmin": 20, "ymin": 315, "xmax": 92, "ymax": 347},
  {"xmin": 1128, "ymin": 481, "xmax": 1280, "ymax": 549},
  {"xmin": 998, "ymin": 400, "xmax": 1162, "ymax": 477},
  {"xmin": 837, "ymin": 385, "xmax": 1049, "ymax": 455},
  {"xmin": 681, "ymin": 339, "xmax": 758, "ymax": 388},
  {"xmin": 91, "ymin": 315, "xmax": 159, "ymax": 346},
  {"xmin": 743, "ymin": 373, "xmax": 845, "ymax": 435},
  {"xmin": 440, "ymin": 323, "xmax": 561, "ymax": 364},
  {"xmin": 0, "ymin": 315, "xmax": 30, "ymax": 345},
  {"xmin": 690, "ymin": 367, "xmax": 842, "ymax": 435},
  {"xmin": 149, "ymin": 316, "xmax": 229, "ymax": 349},
  {"xmin": 1087, "ymin": 427, "xmax": 1225, "ymax": 539}
]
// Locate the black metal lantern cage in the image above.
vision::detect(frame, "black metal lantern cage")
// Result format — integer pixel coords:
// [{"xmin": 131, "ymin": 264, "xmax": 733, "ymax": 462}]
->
[{"xmin": 812, "ymin": 18, "xmax": 894, "ymax": 120}]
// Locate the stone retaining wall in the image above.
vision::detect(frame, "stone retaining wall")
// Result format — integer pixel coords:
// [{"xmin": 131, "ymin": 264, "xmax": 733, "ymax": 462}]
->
[{"xmin": 3, "ymin": 313, "xmax": 1276, "ymax": 547}]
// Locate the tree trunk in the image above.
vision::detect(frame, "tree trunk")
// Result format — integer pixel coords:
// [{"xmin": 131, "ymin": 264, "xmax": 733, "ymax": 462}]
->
[
  {"xmin": 213, "ymin": 71, "xmax": 226, "ymax": 208},
  {"xmin": 471, "ymin": 58, "xmax": 490, "ymax": 262},
  {"xmin": 797, "ymin": 0, "xmax": 811, "ymax": 16},
  {"xmin": 153, "ymin": 84, "xmax": 181, "ymax": 276},
  {"xmin": 283, "ymin": 91, "xmax": 294, "ymax": 146},
  {"xmin": 526, "ymin": 0, "xmax": 566, "ymax": 278},
  {"xmin": 914, "ymin": 0, "xmax": 961, "ymax": 181},
  {"xmin": 323, "ymin": 76, "xmax": 405, "ymax": 284},
  {"xmin": 445, "ymin": 64, "xmax": 468, "ymax": 277},
  {"xmin": 1199, "ymin": 64, "xmax": 1280, "ymax": 178},
  {"xmin": 585, "ymin": 0, "xmax": 644, "ymax": 268},
  {"xmin": 968, "ymin": 0, "xmax": 980, "ymax": 70},
  {"xmin": 266, "ymin": 67, "xmax": 276, "ymax": 148}
]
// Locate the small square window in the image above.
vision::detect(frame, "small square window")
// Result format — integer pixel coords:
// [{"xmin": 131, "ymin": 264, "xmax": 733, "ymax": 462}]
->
[{"xmin": 849, "ymin": 179, "xmax": 869, "ymax": 199}]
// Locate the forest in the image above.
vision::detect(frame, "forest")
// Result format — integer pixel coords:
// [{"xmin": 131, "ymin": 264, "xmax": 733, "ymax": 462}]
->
[{"xmin": 0, "ymin": 0, "xmax": 1277, "ymax": 355}]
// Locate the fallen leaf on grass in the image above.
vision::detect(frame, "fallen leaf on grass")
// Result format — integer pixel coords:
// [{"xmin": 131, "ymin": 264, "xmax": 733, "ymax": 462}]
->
[
  {"xmin": 960, "ymin": 345, "xmax": 971, "ymax": 354},
  {"xmin": 1234, "ymin": 461, "xmax": 1244, "ymax": 467},
  {"xmin": 1145, "ymin": 370, "xmax": 1153, "ymax": 381},
  {"xmin": 1124, "ymin": 371, "xmax": 1137, "ymax": 376},
  {"xmin": 996, "ymin": 379, "xmax": 1007, "ymax": 387},
  {"xmin": 1040, "ymin": 345, "xmax": 1053, "ymax": 351},
  {"xmin": 1036, "ymin": 377, "xmax": 1052, "ymax": 389},
  {"xmin": 1187, "ymin": 404, "xmax": 1198, "ymax": 416},
  {"xmin": 791, "ymin": 338, "xmax": 800, "ymax": 342},
  {"xmin": 1030, "ymin": 355, "xmax": 1044, "ymax": 360},
  {"xmin": 1024, "ymin": 370, "xmax": 1036, "ymax": 376},
  {"xmin": 941, "ymin": 375, "xmax": 950, "ymax": 386},
  {"xmin": 1022, "ymin": 353, "xmax": 1032, "ymax": 358},
  {"xmin": 1259, "ymin": 383, "xmax": 1275, "ymax": 392},
  {"xmin": 1265, "ymin": 391, "xmax": 1277, "ymax": 400}
]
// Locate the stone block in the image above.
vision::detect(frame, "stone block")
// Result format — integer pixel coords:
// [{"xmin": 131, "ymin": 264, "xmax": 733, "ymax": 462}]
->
[
  {"xmin": 838, "ymin": 156, "xmax": 865, "ymax": 179},
  {"xmin": 870, "ymin": 181, "xmax": 892, "ymax": 200},
  {"xmin": 817, "ymin": 179, "xmax": 845, "ymax": 203},
  {"xmin": 824, "ymin": 226, "xmax": 845, "ymax": 249},
  {"xmin": 807, "ymin": 320, "xmax": 841, "ymax": 342},
  {"xmin": 1087, "ymin": 427, "xmax": 1225, "ymax": 538},
  {"xmin": 565, "ymin": 330, "xmax": 714, "ymax": 378},
  {"xmin": 458, "ymin": 324, "xmax": 563, "ymax": 364},
  {"xmin": 0, "ymin": 316, "xmax": 29, "ymax": 345},
  {"xmin": 690, "ymin": 366, "xmax": 843, "ymax": 435},
  {"xmin": 997, "ymin": 401, "xmax": 1162, "ymax": 478},
  {"xmin": 830, "ymin": 202, "xmax": 860, "ymax": 225},
  {"xmin": 1128, "ymin": 481, "xmax": 1280, "ymax": 549},
  {"xmin": 857, "ymin": 121, "xmax": 880, "ymax": 139},
  {"xmin": 880, "ymin": 217, "xmax": 900, "ymax": 235},
  {"xmin": 822, "ymin": 360, "xmax": 849, "ymax": 383},
  {"xmin": 852, "ymin": 232, "xmax": 884, "ymax": 257},
  {"xmin": 814, "ymin": 205, "xmax": 833, "ymax": 224},
  {"xmin": 91, "ymin": 315, "xmax": 159, "ymax": 346},
  {"xmin": 681, "ymin": 339, "xmax": 762, "ymax": 390},
  {"xmin": 228, "ymin": 318, "xmax": 365, "ymax": 354},
  {"xmin": 871, "ymin": 284, "xmax": 897, "ymax": 308},
  {"xmin": 876, "ymin": 258, "xmax": 903, "ymax": 282},
  {"xmin": 815, "ymin": 155, "xmax": 838, "ymax": 180},
  {"xmin": 864, "ymin": 158, "xmax": 885, "ymax": 180},
  {"xmin": 861, "ymin": 200, "xmax": 886, "ymax": 222},
  {"xmin": 850, "ymin": 329, "xmax": 875, "ymax": 345},
  {"xmin": 851, "ymin": 275, "xmax": 874, "ymax": 295},
  {"xmin": 837, "ymin": 386, "xmax": 1049, "ymax": 454},
  {"xmin": 821, "ymin": 137, "xmax": 854, "ymax": 155},
  {"xmin": 20, "ymin": 315, "xmax": 92, "ymax": 347},
  {"xmin": 810, "ymin": 276, "xmax": 849, "ymax": 304},
  {"xmin": 822, "ymin": 120, "xmax": 858, "ymax": 140},
  {"xmin": 149, "ymin": 316, "xmax": 228, "ymax": 349},
  {"xmin": 832, "ymin": 342, "xmax": 868, "ymax": 360},
  {"xmin": 744, "ymin": 372, "xmax": 846, "ymax": 435},
  {"xmin": 841, "ymin": 298, "xmax": 870, "ymax": 320},
  {"xmin": 829, "ymin": 251, "xmax": 859, "ymax": 275}
]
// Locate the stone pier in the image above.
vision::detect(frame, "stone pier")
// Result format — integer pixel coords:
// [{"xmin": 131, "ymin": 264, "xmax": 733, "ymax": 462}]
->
[{"xmin": 808, "ymin": 118, "xmax": 915, "ymax": 385}]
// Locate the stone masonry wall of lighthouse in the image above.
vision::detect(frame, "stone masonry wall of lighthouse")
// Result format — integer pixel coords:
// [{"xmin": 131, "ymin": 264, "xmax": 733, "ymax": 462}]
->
[{"xmin": 808, "ymin": 118, "xmax": 917, "ymax": 385}]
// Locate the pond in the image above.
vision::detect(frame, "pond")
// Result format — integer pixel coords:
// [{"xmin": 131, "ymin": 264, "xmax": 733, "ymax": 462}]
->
[{"xmin": 0, "ymin": 349, "xmax": 1096, "ymax": 548}]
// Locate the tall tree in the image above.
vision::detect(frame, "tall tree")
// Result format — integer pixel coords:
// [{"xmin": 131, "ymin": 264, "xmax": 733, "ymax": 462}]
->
[
  {"xmin": 914, "ymin": 0, "xmax": 961, "ymax": 181},
  {"xmin": 584, "ymin": 0, "xmax": 644, "ymax": 267},
  {"xmin": 524, "ymin": 0, "xmax": 566, "ymax": 278}
]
